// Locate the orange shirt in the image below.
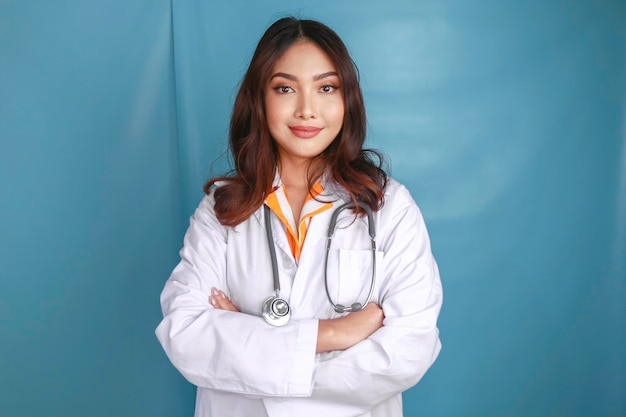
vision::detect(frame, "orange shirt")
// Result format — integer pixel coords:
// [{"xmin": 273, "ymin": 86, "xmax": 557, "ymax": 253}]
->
[{"xmin": 265, "ymin": 181, "xmax": 332, "ymax": 263}]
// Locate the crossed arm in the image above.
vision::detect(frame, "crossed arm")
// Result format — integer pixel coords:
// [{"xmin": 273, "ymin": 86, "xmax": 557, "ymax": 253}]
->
[{"xmin": 208, "ymin": 287, "xmax": 385, "ymax": 353}]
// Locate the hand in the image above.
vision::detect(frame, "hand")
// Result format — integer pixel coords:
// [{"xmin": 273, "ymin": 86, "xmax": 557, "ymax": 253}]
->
[
  {"xmin": 317, "ymin": 303, "xmax": 384, "ymax": 353},
  {"xmin": 209, "ymin": 287, "xmax": 240, "ymax": 312},
  {"xmin": 209, "ymin": 288, "xmax": 383, "ymax": 353}
]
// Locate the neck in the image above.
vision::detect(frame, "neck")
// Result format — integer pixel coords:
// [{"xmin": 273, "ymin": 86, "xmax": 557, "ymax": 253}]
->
[
  {"xmin": 277, "ymin": 157, "xmax": 323, "ymax": 223},
  {"xmin": 278, "ymin": 157, "xmax": 321, "ymax": 188}
]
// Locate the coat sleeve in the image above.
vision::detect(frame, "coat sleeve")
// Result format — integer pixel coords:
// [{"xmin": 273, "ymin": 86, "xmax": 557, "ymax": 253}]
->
[
  {"xmin": 155, "ymin": 194, "xmax": 319, "ymax": 397},
  {"xmin": 264, "ymin": 184, "xmax": 443, "ymax": 416}
]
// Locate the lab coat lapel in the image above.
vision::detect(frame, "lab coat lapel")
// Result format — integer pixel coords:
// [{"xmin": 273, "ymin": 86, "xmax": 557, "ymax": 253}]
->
[
  {"xmin": 265, "ymin": 208, "xmax": 296, "ymax": 267},
  {"xmin": 298, "ymin": 176, "xmax": 350, "ymax": 255},
  {"xmin": 259, "ymin": 172, "xmax": 297, "ymax": 267},
  {"xmin": 289, "ymin": 195, "xmax": 349, "ymax": 310}
]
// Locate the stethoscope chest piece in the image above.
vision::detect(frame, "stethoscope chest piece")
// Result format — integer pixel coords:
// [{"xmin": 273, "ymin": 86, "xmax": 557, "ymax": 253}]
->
[{"xmin": 262, "ymin": 295, "xmax": 291, "ymax": 326}]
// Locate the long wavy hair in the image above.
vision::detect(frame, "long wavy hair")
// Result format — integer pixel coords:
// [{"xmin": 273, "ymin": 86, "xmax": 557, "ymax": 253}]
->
[{"xmin": 205, "ymin": 17, "xmax": 387, "ymax": 226}]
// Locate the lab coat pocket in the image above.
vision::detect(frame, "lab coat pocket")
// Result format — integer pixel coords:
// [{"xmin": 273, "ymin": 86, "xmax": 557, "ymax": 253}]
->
[{"xmin": 338, "ymin": 249, "xmax": 384, "ymax": 307}]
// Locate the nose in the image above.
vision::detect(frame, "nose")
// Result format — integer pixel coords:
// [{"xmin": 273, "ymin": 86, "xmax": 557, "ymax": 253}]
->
[{"xmin": 294, "ymin": 91, "xmax": 316, "ymax": 120}]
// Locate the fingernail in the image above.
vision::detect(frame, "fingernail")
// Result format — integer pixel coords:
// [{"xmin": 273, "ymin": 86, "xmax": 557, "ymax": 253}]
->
[
  {"xmin": 211, "ymin": 287, "xmax": 219, "ymax": 296},
  {"xmin": 209, "ymin": 296, "xmax": 216, "ymax": 306},
  {"xmin": 220, "ymin": 291, "xmax": 226, "ymax": 299}
]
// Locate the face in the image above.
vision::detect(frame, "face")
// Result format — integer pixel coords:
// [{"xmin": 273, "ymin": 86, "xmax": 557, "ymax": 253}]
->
[{"xmin": 265, "ymin": 41, "xmax": 345, "ymax": 168}]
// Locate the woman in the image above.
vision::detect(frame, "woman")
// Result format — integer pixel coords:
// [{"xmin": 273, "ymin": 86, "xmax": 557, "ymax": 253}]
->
[{"xmin": 156, "ymin": 16, "xmax": 442, "ymax": 417}]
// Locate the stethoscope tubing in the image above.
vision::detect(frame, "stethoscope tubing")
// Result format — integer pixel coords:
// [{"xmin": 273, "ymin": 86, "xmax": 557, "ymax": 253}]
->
[
  {"xmin": 263, "ymin": 200, "xmax": 377, "ymax": 325},
  {"xmin": 264, "ymin": 204, "xmax": 281, "ymax": 299},
  {"xmin": 324, "ymin": 201, "xmax": 377, "ymax": 313}
]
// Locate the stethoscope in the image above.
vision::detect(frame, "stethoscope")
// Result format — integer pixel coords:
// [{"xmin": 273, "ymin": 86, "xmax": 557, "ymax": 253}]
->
[{"xmin": 261, "ymin": 201, "xmax": 377, "ymax": 326}]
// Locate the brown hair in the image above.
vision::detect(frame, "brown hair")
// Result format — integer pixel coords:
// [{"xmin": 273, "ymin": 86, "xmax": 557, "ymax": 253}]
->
[{"xmin": 205, "ymin": 17, "xmax": 387, "ymax": 226}]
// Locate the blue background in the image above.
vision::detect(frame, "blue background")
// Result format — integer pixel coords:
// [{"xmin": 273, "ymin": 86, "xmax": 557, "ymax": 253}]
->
[{"xmin": 1, "ymin": 0, "xmax": 624, "ymax": 416}]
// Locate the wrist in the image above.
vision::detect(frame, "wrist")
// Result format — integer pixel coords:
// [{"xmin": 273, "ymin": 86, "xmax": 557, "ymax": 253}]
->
[{"xmin": 316, "ymin": 318, "xmax": 345, "ymax": 353}]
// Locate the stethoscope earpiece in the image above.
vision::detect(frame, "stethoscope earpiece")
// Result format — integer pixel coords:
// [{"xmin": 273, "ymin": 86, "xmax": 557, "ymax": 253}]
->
[{"xmin": 333, "ymin": 302, "xmax": 364, "ymax": 314}]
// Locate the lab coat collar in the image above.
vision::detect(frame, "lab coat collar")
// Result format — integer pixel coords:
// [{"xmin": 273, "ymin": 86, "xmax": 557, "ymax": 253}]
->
[{"xmin": 251, "ymin": 169, "xmax": 350, "ymax": 224}]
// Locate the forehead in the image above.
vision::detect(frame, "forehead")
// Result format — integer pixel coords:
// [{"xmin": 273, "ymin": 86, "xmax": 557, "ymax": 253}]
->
[{"xmin": 271, "ymin": 41, "xmax": 337, "ymax": 75}]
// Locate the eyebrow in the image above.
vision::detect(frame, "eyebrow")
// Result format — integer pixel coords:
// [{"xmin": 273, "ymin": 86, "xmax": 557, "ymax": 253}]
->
[{"xmin": 270, "ymin": 71, "xmax": 339, "ymax": 81}]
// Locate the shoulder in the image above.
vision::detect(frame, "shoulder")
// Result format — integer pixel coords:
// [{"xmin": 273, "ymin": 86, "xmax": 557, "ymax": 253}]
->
[
  {"xmin": 376, "ymin": 178, "xmax": 431, "ymax": 239},
  {"xmin": 197, "ymin": 179, "xmax": 230, "ymax": 214},
  {"xmin": 195, "ymin": 182, "xmax": 261, "ymax": 232},
  {"xmin": 376, "ymin": 179, "xmax": 436, "ymax": 260},
  {"xmin": 191, "ymin": 187, "xmax": 226, "ymax": 233},
  {"xmin": 381, "ymin": 178, "xmax": 421, "ymax": 215}
]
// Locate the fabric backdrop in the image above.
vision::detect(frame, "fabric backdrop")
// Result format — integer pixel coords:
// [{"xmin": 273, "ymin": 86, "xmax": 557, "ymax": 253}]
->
[{"xmin": 1, "ymin": 0, "xmax": 624, "ymax": 416}]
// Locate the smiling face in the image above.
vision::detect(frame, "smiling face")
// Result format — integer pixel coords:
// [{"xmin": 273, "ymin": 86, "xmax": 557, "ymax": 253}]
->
[{"xmin": 265, "ymin": 40, "xmax": 345, "ymax": 169}]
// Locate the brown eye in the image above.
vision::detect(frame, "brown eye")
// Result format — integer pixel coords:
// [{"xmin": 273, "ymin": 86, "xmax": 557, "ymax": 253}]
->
[
  {"xmin": 274, "ymin": 86, "xmax": 294, "ymax": 94},
  {"xmin": 320, "ymin": 85, "xmax": 338, "ymax": 93}
]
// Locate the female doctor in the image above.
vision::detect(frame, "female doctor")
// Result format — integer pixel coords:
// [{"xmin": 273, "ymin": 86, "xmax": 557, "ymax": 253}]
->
[{"xmin": 156, "ymin": 17, "xmax": 443, "ymax": 417}]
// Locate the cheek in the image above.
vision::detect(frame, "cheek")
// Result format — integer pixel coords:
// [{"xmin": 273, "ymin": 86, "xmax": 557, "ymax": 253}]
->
[
  {"xmin": 326, "ymin": 100, "xmax": 345, "ymax": 126},
  {"xmin": 265, "ymin": 96, "xmax": 290, "ymax": 124},
  {"xmin": 264, "ymin": 98, "xmax": 280, "ymax": 129}
]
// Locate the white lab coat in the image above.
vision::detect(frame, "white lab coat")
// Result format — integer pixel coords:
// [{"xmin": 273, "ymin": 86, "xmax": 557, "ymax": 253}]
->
[{"xmin": 156, "ymin": 177, "xmax": 443, "ymax": 417}]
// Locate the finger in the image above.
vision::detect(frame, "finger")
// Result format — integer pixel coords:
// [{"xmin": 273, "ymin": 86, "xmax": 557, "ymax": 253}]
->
[
  {"xmin": 209, "ymin": 288, "xmax": 240, "ymax": 312},
  {"xmin": 210, "ymin": 294, "xmax": 236, "ymax": 311},
  {"xmin": 216, "ymin": 294, "xmax": 240, "ymax": 312}
]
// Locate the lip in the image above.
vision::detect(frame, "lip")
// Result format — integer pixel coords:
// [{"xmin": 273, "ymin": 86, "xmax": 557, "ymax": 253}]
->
[{"xmin": 289, "ymin": 126, "xmax": 323, "ymax": 139}]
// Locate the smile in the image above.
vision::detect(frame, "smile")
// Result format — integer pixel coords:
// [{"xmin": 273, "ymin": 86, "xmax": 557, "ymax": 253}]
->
[{"xmin": 289, "ymin": 126, "xmax": 323, "ymax": 139}]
